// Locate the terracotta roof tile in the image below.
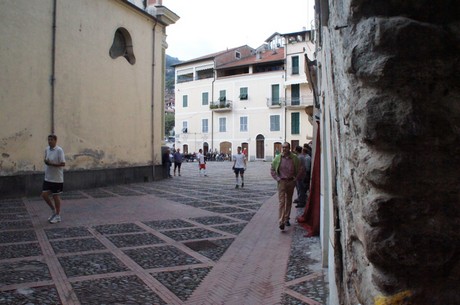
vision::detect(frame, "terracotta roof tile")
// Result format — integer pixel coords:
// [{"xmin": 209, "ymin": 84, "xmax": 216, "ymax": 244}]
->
[{"xmin": 217, "ymin": 48, "xmax": 285, "ymax": 69}]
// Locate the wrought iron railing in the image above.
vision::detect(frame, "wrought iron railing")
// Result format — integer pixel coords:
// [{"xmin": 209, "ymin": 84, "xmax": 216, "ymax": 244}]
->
[{"xmin": 210, "ymin": 100, "xmax": 232, "ymax": 111}]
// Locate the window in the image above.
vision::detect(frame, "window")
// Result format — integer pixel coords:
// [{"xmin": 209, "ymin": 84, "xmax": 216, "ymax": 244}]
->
[
  {"xmin": 236, "ymin": 51, "xmax": 241, "ymax": 59},
  {"xmin": 240, "ymin": 116, "xmax": 248, "ymax": 132},
  {"xmin": 291, "ymin": 84, "xmax": 300, "ymax": 105},
  {"xmin": 291, "ymin": 112, "xmax": 300, "ymax": 134},
  {"xmin": 109, "ymin": 27, "xmax": 136, "ymax": 65},
  {"xmin": 219, "ymin": 117, "xmax": 227, "ymax": 132},
  {"xmin": 270, "ymin": 115, "xmax": 280, "ymax": 131},
  {"xmin": 177, "ymin": 73, "xmax": 193, "ymax": 83},
  {"xmin": 239, "ymin": 87, "xmax": 248, "ymax": 100},
  {"xmin": 182, "ymin": 121, "xmax": 188, "ymax": 133},
  {"xmin": 182, "ymin": 95, "xmax": 188, "ymax": 107},
  {"xmin": 202, "ymin": 119, "xmax": 208, "ymax": 133},
  {"xmin": 219, "ymin": 90, "xmax": 226, "ymax": 102},
  {"xmin": 292, "ymin": 56, "xmax": 299, "ymax": 75},
  {"xmin": 271, "ymin": 84, "xmax": 280, "ymax": 105},
  {"xmin": 202, "ymin": 92, "xmax": 209, "ymax": 105}
]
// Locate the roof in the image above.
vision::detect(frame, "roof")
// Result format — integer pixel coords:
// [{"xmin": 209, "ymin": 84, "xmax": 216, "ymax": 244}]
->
[
  {"xmin": 217, "ymin": 48, "xmax": 285, "ymax": 69},
  {"xmin": 117, "ymin": 1, "xmax": 179, "ymax": 27},
  {"xmin": 172, "ymin": 45, "xmax": 252, "ymax": 67},
  {"xmin": 280, "ymin": 29, "xmax": 311, "ymax": 36}
]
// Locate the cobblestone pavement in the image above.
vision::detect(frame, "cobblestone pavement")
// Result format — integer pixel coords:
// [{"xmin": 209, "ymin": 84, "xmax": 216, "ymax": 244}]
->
[{"xmin": 0, "ymin": 161, "xmax": 328, "ymax": 305}]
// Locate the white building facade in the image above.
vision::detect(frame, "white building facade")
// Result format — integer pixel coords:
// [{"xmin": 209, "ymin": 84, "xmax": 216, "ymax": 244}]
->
[{"xmin": 174, "ymin": 31, "xmax": 315, "ymax": 161}]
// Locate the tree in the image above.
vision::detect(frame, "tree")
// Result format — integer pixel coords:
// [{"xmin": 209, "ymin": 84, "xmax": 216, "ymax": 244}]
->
[{"xmin": 165, "ymin": 112, "xmax": 175, "ymax": 136}]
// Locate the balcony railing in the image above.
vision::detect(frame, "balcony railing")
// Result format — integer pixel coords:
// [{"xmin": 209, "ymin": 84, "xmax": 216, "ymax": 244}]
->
[
  {"xmin": 266, "ymin": 98, "xmax": 284, "ymax": 108},
  {"xmin": 285, "ymin": 96, "xmax": 314, "ymax": 108},
  {"xmin": 210, "ymin": 100, "xmax": 232, "ymax": 111}
]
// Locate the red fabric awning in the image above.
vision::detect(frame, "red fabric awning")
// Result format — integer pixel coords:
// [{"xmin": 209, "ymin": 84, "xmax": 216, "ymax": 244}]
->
[{"xmin": 297, "ymin": 121, "xmax": 321, "ymax": 237}]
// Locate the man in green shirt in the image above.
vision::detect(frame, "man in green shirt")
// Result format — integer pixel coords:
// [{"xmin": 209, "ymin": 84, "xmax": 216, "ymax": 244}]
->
[{"xmin": 270, "ymin": 142, "xmax": 300, "ymax": 231}]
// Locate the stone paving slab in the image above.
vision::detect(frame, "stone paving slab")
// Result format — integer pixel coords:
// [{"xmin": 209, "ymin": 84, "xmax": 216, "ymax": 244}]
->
[{"xmin": 0, "ymin": 161, "xmax": 328, "ymax": 304}]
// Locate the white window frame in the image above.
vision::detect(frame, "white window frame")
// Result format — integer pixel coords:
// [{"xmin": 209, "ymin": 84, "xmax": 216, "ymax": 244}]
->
[
  {"xmin": 182, "ymin": 95, "xmax": 188, "ymax": 108},
  {"xmin": 219, "ymin": 117, "xmax": 227, "ymax": 132},
  {"xmin": 182, "ymin": 121, "xmax": 188, "ymax": 133},
  {"xmin": 240, "ymin": 116, "xmax": 248, "ymax": 132},
  {"xmin": 202, "ymin": 92, "xmax": 209, "ymax": 106},
  {"xmin": 202, "ymin": 119, "xmax": 209, "ymax": 133},
  {"xmin": 270, "ymin": 115, "xmax": 280, "ymax": 131}
]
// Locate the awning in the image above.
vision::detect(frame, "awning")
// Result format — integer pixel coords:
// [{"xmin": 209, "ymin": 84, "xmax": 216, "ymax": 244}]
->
[
  {"xmin": 196, "ymin": 64, "xmax": 214, "ymax": 71},
  {"xmin": 176, "ymin": 68, "xmax": 193, "ymax": 75}
]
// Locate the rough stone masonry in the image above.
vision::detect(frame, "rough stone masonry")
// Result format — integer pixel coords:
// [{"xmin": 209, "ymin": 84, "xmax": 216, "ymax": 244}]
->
[{"xmin": 316, "ymin": 0, "xmax": 460, "ymax": 304}]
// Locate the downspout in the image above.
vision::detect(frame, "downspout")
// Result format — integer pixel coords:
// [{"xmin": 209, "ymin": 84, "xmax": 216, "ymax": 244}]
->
[
  {"xmin": 151, "ymin": 20, "xmax": 158, "ymax": 181},
  {"xmin": 211, "ymin": 59, "xmax": 216, "ymax": 151},
  {"xmin": 284, "ymin": 54, "xmax": 288, "ymax": 142},
  {"xmin": 50, "ymin": 0, "xmax": 57, "ymax": 133}
]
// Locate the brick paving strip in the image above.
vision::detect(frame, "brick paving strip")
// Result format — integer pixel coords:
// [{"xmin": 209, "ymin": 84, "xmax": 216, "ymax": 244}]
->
[
  {"xmin": 185, "ymin": 195, "xmax": 292, "ymax": 305},
  {"xmin": 0, "ymin": 162, "xmax": 327, "ymax": 305}
]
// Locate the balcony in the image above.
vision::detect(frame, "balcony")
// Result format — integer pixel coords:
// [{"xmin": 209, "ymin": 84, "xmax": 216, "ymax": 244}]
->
[
  {"xmin": 285, "ymin": 96, "xmax": 314, "ymax": 109},
  {"xmin": 210, "ymin": 100, "xmax": 232, "ymax": 112},
  {"xmin": 266, "ymin": 98, "xmax": 284, "ymax": 108}
]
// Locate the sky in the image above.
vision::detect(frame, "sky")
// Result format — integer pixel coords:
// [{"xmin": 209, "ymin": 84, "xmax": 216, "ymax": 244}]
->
[{"xmin": 163, "ymin": 0, "xmax": 315, "ymax": 61}]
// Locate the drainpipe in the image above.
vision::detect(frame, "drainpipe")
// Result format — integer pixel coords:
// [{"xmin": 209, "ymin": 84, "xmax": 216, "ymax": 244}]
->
[
  {"xmin": 50, "ymin": 0, "xmax": 57, "ymax": 133},
  {"xmin": 284, "ymin": 54, "xmax": 288, "ymax": 142},
  {"xmin": 211, "ymin": 59, "xmax": 216, "ymax": 151},
  {"xmin": 151, "ymin": 20, "xmax": 158, "ymax": 181}
]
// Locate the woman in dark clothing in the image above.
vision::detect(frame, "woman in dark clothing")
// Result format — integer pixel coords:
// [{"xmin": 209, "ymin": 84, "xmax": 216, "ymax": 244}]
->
[{"xmin": 173, "ymin": 148, "xmax": 184, "ymax": 176}]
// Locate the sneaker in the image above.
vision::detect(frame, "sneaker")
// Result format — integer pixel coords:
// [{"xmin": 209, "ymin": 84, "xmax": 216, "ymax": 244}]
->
[
  {"xmin": 235, "ymin": 184, "xmax": 239, "ymax": 189},
  {"xmin": 279, "ymin": 223, "xmax": 285, "ymax": 230},
  {"xmin": 241, "ymin": 183, "xmax": 244, "ymax": 188},
  {"xmin": 286, "ymin": 220, "xmax": 291, "ymax": 226},
  {"xmin": 48, "ymin": 211, "xmax": 56, "ymax": 221},
  {"xmin": 49, "ymin": 215, "xmax": 61, "ymax": 224}
]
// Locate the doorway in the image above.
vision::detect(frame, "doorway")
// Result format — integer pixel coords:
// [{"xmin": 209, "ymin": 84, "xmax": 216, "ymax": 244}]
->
[{"xmin": 256, "ymin": 134, "xmax": 265, "ymax": 159}]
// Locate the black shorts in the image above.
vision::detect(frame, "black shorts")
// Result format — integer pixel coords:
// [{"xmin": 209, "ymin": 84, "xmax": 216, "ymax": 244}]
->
[
  {"xmin": 42, "ymin": 181, "xmax": 64, "ymax": 195},
  {"xmin": 234, "ymin": 168, "xmax": 245, "ymax": 175}
]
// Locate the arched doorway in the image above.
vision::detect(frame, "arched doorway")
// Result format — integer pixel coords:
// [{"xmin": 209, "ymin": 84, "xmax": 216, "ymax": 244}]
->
[
  {"xmin": 219, "ymin": 141, "xmax": 232, "ymax": 154},
  {"xmin": 241, "ymin": 142, "xmax": 249, "ymax": 159},
  {"xmin": 220, "ymin": 141, "xmax": 232, "ymax": 160},
  {"xmin": 256, "ymin": 134, "xmax": 264, "ymax": 159},
  {"xmin": 203, "ymin": 142, "xmax": 209, "ymax": 154}
]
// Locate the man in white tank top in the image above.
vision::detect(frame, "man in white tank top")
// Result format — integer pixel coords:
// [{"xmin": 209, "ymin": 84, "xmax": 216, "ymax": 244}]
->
[{"xmin": 232, "ymin": 146, "xmax": 247, "ymax": 188}]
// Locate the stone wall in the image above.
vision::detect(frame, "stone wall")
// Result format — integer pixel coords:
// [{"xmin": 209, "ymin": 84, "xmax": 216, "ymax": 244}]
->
[{"xmin": 318, "ymin": 1, "xmax": 460, "ymax": 304}]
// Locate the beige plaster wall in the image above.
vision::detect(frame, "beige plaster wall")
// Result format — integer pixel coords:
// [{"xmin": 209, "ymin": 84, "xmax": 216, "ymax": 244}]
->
[
  {"xmin": 0, "ymin": 1, "xmax": 54, "ymax": 173},
  {"xmin": 0, "ymin": 0, "xmax": 166, "ymax": 177}
]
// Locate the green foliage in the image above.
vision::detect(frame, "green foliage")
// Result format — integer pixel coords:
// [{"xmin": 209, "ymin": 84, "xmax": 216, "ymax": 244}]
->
[
  {"xmin": 165, "ymin": 55, "xmax": 182, "ymax": 91},
  {"xmin": 165, "ymin": 112, "xmax": 175, "ymax": 135}
]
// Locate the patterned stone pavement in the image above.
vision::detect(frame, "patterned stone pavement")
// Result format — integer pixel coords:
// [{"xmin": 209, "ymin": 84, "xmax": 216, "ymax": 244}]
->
[{"xmin": 0, "ymin": 161, "xmax": 328, "ymax": 305}]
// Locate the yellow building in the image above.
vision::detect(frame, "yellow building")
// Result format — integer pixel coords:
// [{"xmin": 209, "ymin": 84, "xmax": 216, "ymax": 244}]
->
[
  {"xmin": 0, "ymin": 0, "xmax": 178, "ymax": 197},
  {"xmin": 174, "ymin": 31, "xmax": 315, "ymax": 161}
]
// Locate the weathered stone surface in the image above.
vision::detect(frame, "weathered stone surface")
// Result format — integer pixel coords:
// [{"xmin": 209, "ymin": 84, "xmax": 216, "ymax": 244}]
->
[{"xmin": 319, "ymin": 0, "xmax": 460, "ymax": 303}]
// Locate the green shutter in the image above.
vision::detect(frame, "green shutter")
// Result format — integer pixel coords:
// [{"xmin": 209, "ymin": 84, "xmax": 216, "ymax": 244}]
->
[{"xmin": 291, "ymin": 112, "xmax": 300, "ymax": 134}]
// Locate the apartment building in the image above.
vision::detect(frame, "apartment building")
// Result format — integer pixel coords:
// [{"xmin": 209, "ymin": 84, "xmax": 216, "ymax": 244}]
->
[{"xmin": 174, "ymin": 30, "xmax": 315, "ymax": 161}]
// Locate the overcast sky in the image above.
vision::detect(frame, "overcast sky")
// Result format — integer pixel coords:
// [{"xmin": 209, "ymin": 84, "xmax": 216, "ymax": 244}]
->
[{"xmin": 164, "ymin": 0, "xmax": 315, "ymax": 61}]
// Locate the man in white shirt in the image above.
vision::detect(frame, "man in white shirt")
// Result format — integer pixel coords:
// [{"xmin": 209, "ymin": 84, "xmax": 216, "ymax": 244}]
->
[
  {"xmin": 196, "ymin": 149, "xmax": 207, "ymax": 176},
  {"xmin": 232, "ymin": 146, "xmax": 247, "ymax": 188},
  {"xmin": 41, "ymin": 134, "xmax": 66, "ymax": 224}
]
